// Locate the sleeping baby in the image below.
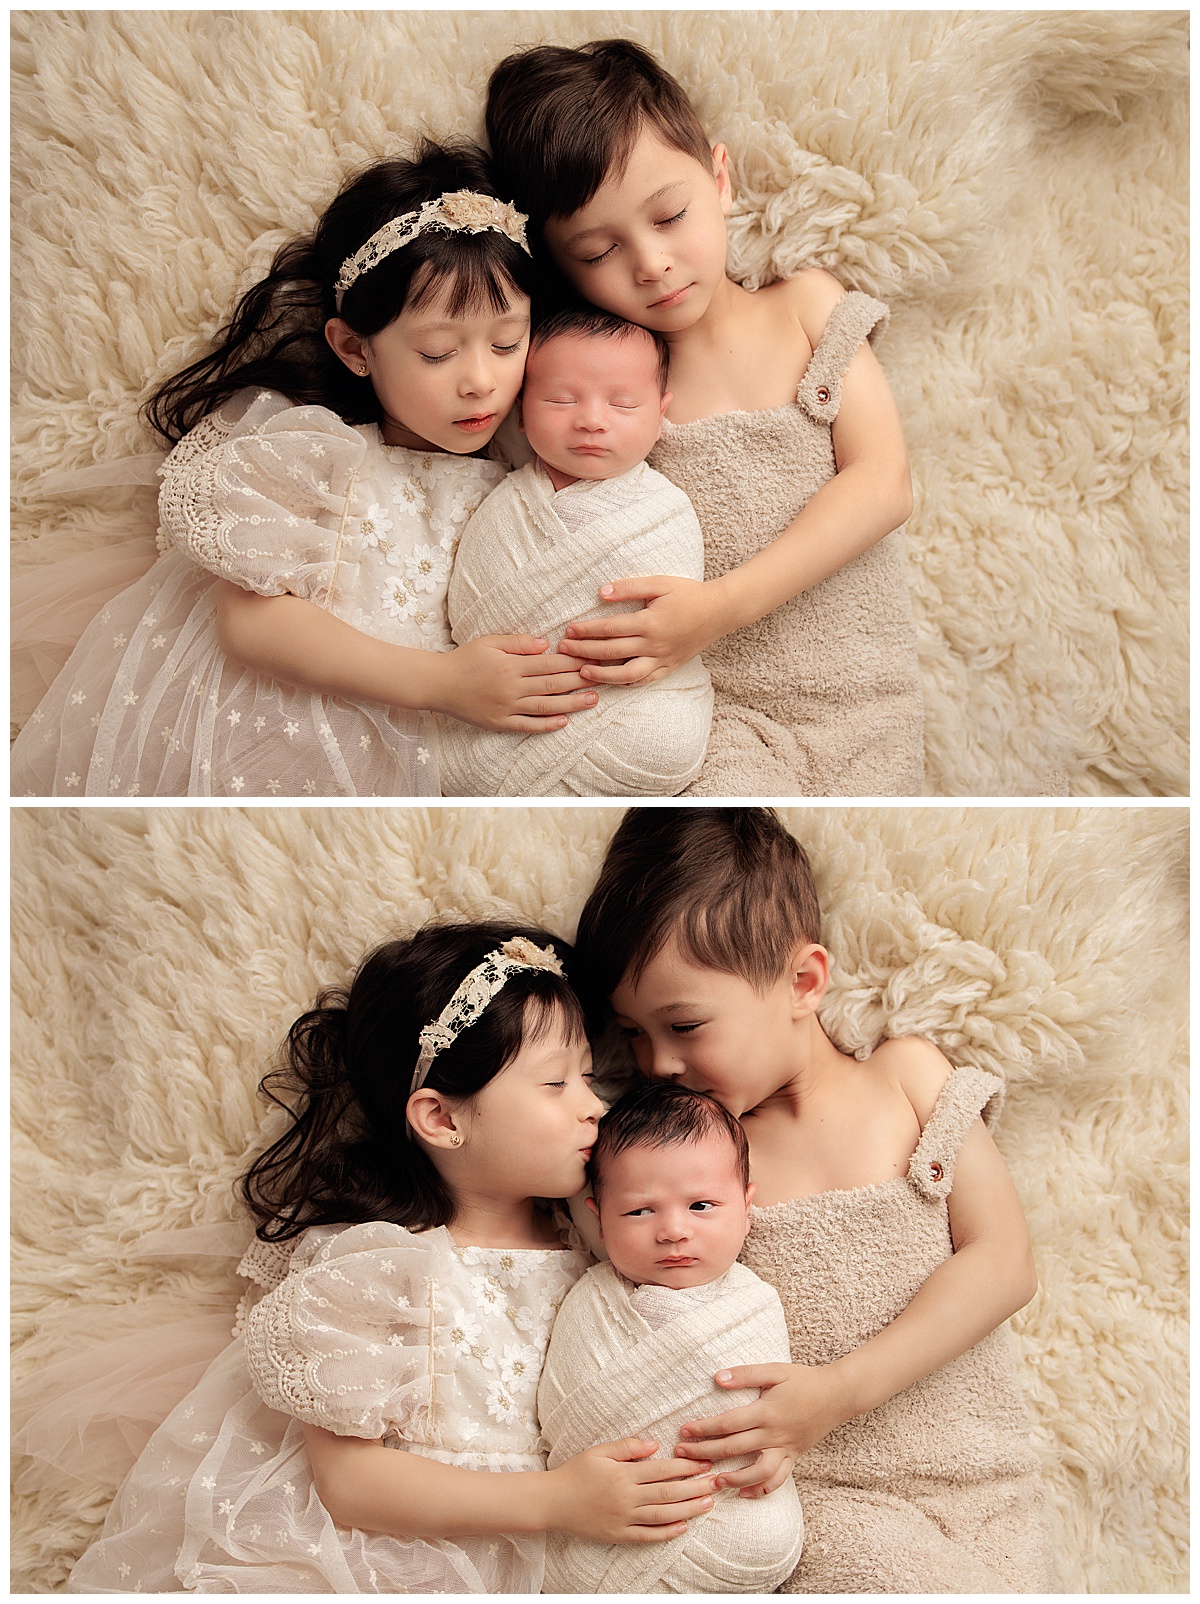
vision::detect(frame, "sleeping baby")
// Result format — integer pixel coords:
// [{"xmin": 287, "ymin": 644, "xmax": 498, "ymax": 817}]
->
[
  {"xmin": 538, "ymin": 1081, "xmax": 804, "ymax": 1593},
  {"xmin": 437, "ymin": 307, "xmax": 713, "ymax": 796}
]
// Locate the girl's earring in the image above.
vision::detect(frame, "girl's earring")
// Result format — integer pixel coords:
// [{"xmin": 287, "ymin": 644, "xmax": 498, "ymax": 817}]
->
[
  {"xmin": 449, "ymin": 1132, "xmax": 462, "ymax": 1147},
  {"xmin": 357, "ymin": 364, "xmax": 369, "ymax": 377}
]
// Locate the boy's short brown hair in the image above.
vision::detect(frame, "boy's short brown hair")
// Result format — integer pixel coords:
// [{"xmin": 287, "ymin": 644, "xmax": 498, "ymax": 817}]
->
[
  {"xmin": 529, "ymin": 304, "xmax": 670, "ymax": 393},
  {"xmin": 486, "ymin": 39, "xmax": 713, "ymax": 231},
  {"xmin": 588, "ymin": 1080, "xmax": 749, "ymax": 1203},
  {"xmin": 574, "ymin": 807, "xmax": 821, "ymax": 1010}
]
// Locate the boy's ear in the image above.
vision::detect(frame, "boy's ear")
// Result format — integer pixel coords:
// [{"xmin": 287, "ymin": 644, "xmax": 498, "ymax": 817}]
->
[
  {"xmin": 787, "ymin": 942, "xmax": 830, "ymax": 1019},
  {"xmin": 711, "ymin": 143, "xmax": 733, "ymax": 216}
]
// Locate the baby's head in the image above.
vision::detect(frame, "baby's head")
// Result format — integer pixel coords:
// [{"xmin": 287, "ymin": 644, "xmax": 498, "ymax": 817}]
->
[
  {"xmin": 585, "ymin": 1081, "xmax": 754, "ymax": 1289},
  {"xmin": 521, "ymin": 308, "xmax": 670, "ymax": 488}
]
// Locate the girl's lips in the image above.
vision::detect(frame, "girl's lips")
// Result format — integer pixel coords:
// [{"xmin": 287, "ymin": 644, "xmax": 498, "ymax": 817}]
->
[{"xmin": 454, "ymin": 413, "xmax": 496, "ymax": 432}]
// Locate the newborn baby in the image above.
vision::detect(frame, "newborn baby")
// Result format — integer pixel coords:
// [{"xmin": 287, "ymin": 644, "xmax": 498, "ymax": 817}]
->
[
  {"xmin": 438, "ymin": 308, "xmax": 713, "ymax": 796},
  {"xmin": 538, "ymin": 1082, "xmax": 804, "ymax": 1593}
]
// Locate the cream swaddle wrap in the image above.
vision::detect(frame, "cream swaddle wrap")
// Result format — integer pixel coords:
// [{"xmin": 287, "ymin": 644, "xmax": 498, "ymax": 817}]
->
[
  {"xmin": 538, "ymin": 1260, "xmax": 804, "ymax": 1593},
  {"xmin": 439, "ymin": 459, "xmax": 712, "ymax": 796}
]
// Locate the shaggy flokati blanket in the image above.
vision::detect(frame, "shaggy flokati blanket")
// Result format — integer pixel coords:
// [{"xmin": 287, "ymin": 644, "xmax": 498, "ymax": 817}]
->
[
  {"xmin": 10, "ymin": 805, "xmax": 1187, "ymax": 1592},
  {"xmin": 10, "ymin": 10, "xmax": 1188, "ymax": 794}
]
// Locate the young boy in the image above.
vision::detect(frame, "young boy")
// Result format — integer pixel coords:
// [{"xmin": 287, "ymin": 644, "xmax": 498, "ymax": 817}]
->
[
  {"xmin": 570, "ymin": 807, "xmax": 1050, "ymax": 1593},
  {"xmin": 438, "ymin": 306, "xmax": 712, "ymax": 796},
  {"xmin": 538, "ymin": 1080, "xmax": 804, "ymax": 1594},
  {"xmin": 486, "ymin": 40, "xmax": 924, "ymax": 796}
]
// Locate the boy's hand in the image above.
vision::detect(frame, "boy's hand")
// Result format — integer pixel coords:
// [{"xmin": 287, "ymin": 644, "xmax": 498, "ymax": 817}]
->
[
  {"xmin": 542, "ymin": 1436, "xmax": 716, "ymax": 1543},
  {"xmin": 675, "ymin": 1363, "xmax": 848, "ymax": 1468},
  {"xmin": 715, "ymin": 1446, "xmax": 796, "ymax": 1499},
  {"xmin": 558, "ymin": 576, "xmax": 728, "ymax": 685}
]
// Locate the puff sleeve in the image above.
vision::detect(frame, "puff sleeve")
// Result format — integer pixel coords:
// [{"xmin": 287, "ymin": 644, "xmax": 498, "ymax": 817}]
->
[
  {"xmin": 242, "ymin": 1222, "xmax": 435, "ymax": 1442},
  {"xmin": 157, "ymin": 389, "xmax": 368, "ymax": 602}
]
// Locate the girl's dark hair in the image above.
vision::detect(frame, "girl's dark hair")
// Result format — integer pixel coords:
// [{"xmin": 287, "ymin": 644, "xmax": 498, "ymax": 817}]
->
[
  {"xmin": 145, "ymin": 140, "xmax": 542, "ymax": 442},
  {"xmin": 486, "ymin": 39, "xmax": 714, "ymax": 233},
  {"xmin": 241, "ymin": 921, "xmax": 586, "ymax": 1241},
  {"xmin": 588, "ymin": 1081, "xmax": 750, "ymax": 1203}
]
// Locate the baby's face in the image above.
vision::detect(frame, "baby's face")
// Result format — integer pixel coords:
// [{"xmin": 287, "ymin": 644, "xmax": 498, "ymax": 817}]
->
[
  {"xmin": 588, "ymin": 1130, "xmax": 753, "ymax": 1289},
  {"xmin": 520, "ymin": 330, "xmax": 669, "ymax": 487}
]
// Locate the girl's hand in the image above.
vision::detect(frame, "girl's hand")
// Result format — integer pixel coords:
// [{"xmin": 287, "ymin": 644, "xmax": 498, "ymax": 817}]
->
[
  {"xmin": 541, "ymin": 1436, "xmax": 716, "ymax": 1544},
  {"xmin": 675, "ymin": 1363, "xmax": 849, "ymax": 1470},
  {"xmin": 433, "ymin": 634, "xmax": 599, "ymax": 732},
  {"xmin": 557, "ymin": 576, "xmax": 731, "ymax": 686},
  {"xmin": 716, "ymin": 1446, "xmax": 796, "ymax": 1499}
]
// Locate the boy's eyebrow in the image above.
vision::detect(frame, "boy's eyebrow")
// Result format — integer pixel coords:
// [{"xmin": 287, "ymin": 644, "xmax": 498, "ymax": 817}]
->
[{"xmin": 560, "ymin": 181, "xmax": 691, "ymax": 246}]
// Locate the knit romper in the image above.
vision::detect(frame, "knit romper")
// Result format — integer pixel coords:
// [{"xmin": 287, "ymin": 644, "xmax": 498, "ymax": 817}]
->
[
  {"xmin": 649, "ymin": 291, "xmax": 924, "ymax": 797},
  {"xmin": 738, "ymin": 1065, "xmax": 1052, "ymax": 1594}
]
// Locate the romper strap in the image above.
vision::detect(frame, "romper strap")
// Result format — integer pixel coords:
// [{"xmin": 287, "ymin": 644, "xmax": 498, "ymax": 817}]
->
[
  {"xmin": 907, "ymin": 1064, "xmax": 1005, "ymax": 1203},
  {"xmin": 796, "ymin": 290, "xmax": 890, "ymax": 425}
]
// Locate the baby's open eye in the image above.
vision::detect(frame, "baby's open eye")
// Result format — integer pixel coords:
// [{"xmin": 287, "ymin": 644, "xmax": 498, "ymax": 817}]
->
[
  {"xmin": 623, "ymin": 1207, "xmax": 653, "ymax": 1217},
  {"xmin": 689, "ymin": 1200, "xmax": 716, "ymax": 1212}
]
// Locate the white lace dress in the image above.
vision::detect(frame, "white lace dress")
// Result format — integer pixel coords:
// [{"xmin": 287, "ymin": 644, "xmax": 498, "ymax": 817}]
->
[
  {"xmin": 67, "ymin": 1221, "xmax": 588, "ymax": 1594},
  {"xmin": 10, "ymin": 390, "xmax": 506, "ymax": 797}
]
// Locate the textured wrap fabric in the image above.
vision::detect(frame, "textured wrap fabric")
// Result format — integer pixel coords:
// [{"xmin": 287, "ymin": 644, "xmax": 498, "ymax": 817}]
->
[
  {"xmin": 68, "ymin": 1222, "xmax": 586, "ymax": 1594},
  {"xmin": 439, "ymin": 459, "xmax": 713, "ymax": 796},
  {"xmin": 649, "ymin": 291, "xmax": 924, "ymax": 797},
  {"xmin": 11, "ymin": 390, "xmax": 506, "ymax": 797},
  {"xmin": 538, "ymin": 1261, "xmax": 804, "ymax": 1593},
  {"xmin": 739, "ymin": 1065, "xmax": 1052, "ymax": 1593}
]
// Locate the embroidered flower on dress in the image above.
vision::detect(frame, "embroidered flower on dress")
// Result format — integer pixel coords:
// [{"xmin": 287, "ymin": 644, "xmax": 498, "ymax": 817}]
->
[
  {"xmin": 404, "ymin": 543, "xmax": 450, "ymax": 594},
  {"xmin": 382, "ymin": 577, "xmax": 417, "ymax": 622}
]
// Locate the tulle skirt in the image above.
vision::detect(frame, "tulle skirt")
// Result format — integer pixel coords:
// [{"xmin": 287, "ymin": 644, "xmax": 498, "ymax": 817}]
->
[{"xmin": 11, "ymin": 548, "xmax": 440, "ymax": 798}]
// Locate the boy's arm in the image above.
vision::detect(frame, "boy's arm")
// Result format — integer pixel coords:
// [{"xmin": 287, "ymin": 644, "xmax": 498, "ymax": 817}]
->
[
  {"xmin": 557, "ymin": 274, "xmax": 912, "ymax": 684},
  {"xmin": 304, "ymin": 1424, "xmax": 716, "ymax": 1541},
  {"xmin": 676, "ymin": 1045, "xmax": 1037, "ymax": 1479}
]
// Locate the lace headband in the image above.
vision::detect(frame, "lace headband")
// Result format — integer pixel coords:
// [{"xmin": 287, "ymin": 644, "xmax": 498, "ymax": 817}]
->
[
  {"xmin": 409, "ymin": 937, "xmax": 565, "ymax": 1106},
  {"xmin": 335, "ymin": 189, "xmax": 531, "ymax": 312}
]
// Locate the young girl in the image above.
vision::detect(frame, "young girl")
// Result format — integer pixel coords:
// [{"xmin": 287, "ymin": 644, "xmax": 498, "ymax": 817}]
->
[
  {"xmin": 11, "ymin": 143, "xmax": 597, "ymax": 797},
  {"xmin": 573, "ymin": 808, "xmax": 1052, "ymax": 1592},
  {"xmin": 66, "ymin": 922, "xmax": 715, "ymax": 1592},
  {"xmin": 486, "ymin": 41, "xmax": 925, "ymax": 797}
]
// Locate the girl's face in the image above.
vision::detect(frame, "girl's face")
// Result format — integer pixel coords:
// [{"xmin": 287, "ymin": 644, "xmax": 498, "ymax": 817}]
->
[
  {"xmin": 454, "ymin": 1010, "xmax": 605, "ymax": 1203},
  {"xmin": 330, "ymin": 277, "xmax": 530, "ymax": 454},
  {"xmin": 608, "ymin": 939, "xmax": 803, "ymax": 1118},
  {"xmin": 541, "ymin": 130, "xmax": 732, "ymax": 337}
]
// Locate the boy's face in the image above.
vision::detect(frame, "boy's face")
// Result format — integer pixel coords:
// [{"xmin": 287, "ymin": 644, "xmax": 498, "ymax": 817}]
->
[
  {"xmin": 541, "ymin": 129, "xmax": 732, "ymax": 336},
  {"xmin": 521, "ymin": 330, "xmax": 669, "ymax": 487},
  {"xmin": 609, "ymin": 938, "xmax": 805, "ymax": 1117},
  {"xmin": 587, "ymin": 1129, "xmax": 754, "ymax": 1289}
]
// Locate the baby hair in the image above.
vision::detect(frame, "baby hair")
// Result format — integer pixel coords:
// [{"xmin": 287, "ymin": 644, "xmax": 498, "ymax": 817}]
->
[
  {"xmin": 486, "ymin": 38, "xmax": 712, "ymax": 232},
  {"xmin": 146, "ymin": 140, "xmax": 542, "ymax": 442},
  {"xmin": 529, "ymin": 304, "xmax": 670, "ymax": 392},
  {"xmin": 241, "ymin": 921, "xmax": 585, "ymax": 1241},
  {"xmin": 574, "ymin": 807, "xmax": 821, "ymax": 1012},
  {"xmin": 588, "ymin": 1081, "xmax": 749, "ymax": 1204}
]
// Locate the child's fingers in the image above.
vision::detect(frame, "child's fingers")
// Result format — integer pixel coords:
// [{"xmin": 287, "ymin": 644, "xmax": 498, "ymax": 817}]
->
[
  {"xmin": 564, "ymin": 610, "xmax": 646, "ymax": 640},
  {"xmin": 676, "ymin": 1427, "xmax": 765, "ymax": 1461},
  {"xmin": 624, "ymin": 1519, "xmax": 690, "ymax": 1544},
  {"xmin": 634, "ymin": 1490, "xmax": 715, "ymax": 1526},
  {"xmin": 713, "ymin": 1364, "xmax": 792, "ymax": 1390},
  {"xmin": 517, "ymin": 691, "xmax": 599, "ymax": 717},
  {"xmin": 577, "ymin": 658, "xmax": 660, "ymax": 686},
  {"xmin": 501, "ymin": 715, "xmax": 571, "ymax": 733},
  {"xmin": 555, "ymin": 631, "xmax": 641, "ymax": 657},
  {"xmin": 594, "ymin": 1434, "xmax": 661, "ymax": 1462},
  {"xmin": 632, "ymin": 1456, "xmax": 712, "ymax": 1485},
  {"xmin": 678, "ymin": 1401, "xmax": 760, "ymax": 1440},
  {"xmin": 484, "ymin": 632, "xmax": 550, "ymax": 655}
]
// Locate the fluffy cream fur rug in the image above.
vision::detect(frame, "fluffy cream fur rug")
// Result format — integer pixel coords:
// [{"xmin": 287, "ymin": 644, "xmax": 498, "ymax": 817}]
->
[
  {"xmin": 10, "ymin": 11, "xmax": 1188, "ymax": 794},
  {"xmin": 10, "ymin": 804, "xmax": 1187, "ymax": 1592}
]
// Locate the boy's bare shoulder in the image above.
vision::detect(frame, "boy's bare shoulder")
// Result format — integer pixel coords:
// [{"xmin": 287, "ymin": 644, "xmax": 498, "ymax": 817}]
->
[
  {"xmin": 773, "ymin": 266, "xmax": 849, "ymax": 349},
  {"xmin": 867, "ymin": 1036, "xmax": 956, "ymax": 1127}
]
